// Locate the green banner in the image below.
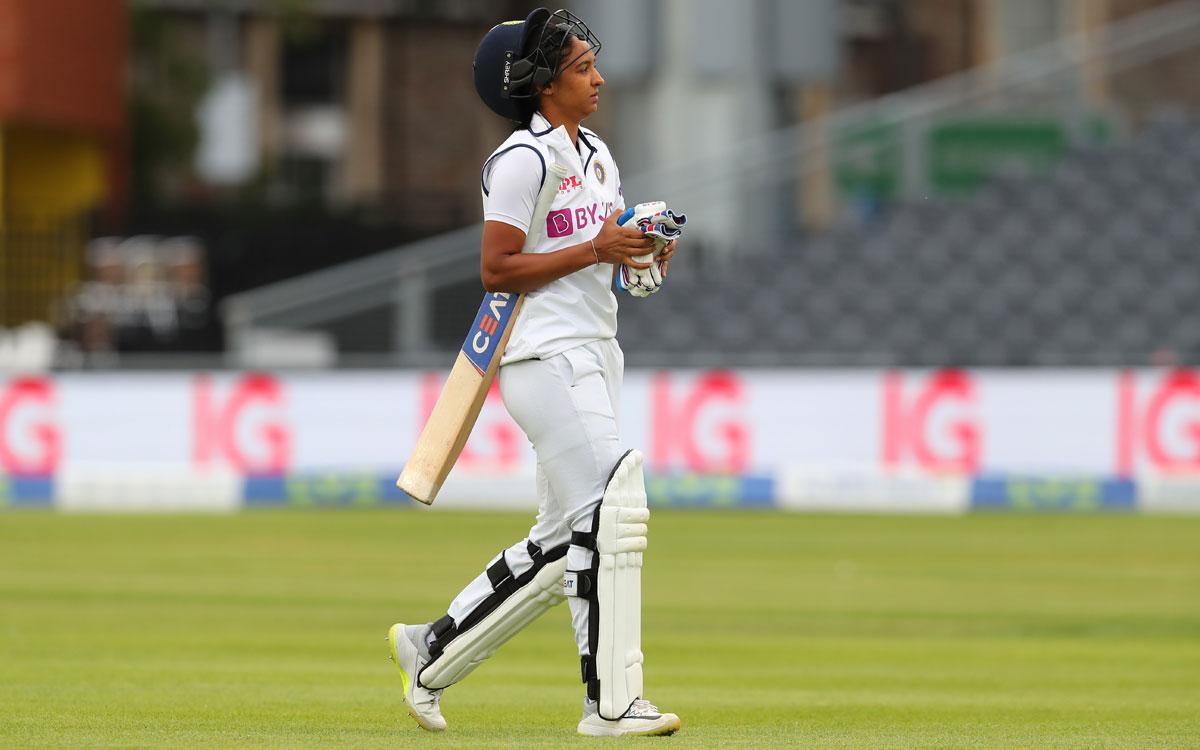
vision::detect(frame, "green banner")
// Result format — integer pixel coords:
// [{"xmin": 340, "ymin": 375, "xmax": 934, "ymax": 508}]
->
[{"xmin": 833, "ymin": 112, "xmax": 1114, "ymax": 202}]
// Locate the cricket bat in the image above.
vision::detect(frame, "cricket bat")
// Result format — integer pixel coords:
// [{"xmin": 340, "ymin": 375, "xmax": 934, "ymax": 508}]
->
[{"xmin": 398, "ymin": 161, "xmax": 569, "ymax": 504}]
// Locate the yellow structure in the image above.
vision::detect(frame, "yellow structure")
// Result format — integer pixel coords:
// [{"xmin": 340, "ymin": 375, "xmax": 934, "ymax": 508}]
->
[
  {"xmin": 0, "ymin": 0, "xmax": 125, "ymax": 326},
  {"xmin": 0, "ymin": 127, "xmax": 105, "ymax": 326},
  {"xmin": 3, "ymin": 127, "xmax": 108, "ymax": 227}
]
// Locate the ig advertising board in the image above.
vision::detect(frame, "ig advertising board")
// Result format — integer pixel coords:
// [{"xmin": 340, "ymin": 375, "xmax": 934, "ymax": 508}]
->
[{"xmin": 2, "ymin": 369, "xmax": 1199, "ymax": 510}]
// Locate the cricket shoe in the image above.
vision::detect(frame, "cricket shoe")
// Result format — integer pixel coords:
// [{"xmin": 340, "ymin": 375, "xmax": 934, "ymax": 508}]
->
[
  {"xmin": 577, "ymin": 698, "xmax": 681, "ymax": 737},
  {"xmin": 387, "ymin": 623, "xmax": 446, "ymax": 732}
]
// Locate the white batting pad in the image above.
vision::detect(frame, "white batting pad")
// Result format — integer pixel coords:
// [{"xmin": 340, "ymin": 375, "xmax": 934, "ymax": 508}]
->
[
  {"xmin": 419, "ymin": 554, "xmax": 567, "ymax": 690},
  {"xmin": 594, "ymin": 449, "xmax": 650, "ymax": 719}
]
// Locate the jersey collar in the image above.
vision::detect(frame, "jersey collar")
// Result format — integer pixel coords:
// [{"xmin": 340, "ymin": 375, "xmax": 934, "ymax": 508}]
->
[
  {"xmin": 530, "ymin": 112, "xmax": 598, "ymax": 175},
  {"xmin": 529, "ymin": 112, "xmax": 556, "ymax": 137}
]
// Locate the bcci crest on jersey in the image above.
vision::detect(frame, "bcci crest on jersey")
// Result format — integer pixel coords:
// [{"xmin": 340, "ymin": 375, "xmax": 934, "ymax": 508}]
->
[{"xmin": 463, "ymin": 292, "xmax": 518, "ymax": 374}]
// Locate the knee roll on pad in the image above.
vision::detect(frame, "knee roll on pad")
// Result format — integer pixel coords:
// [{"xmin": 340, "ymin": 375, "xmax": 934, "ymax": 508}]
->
[
  {"xmin": 563, "ymin": 448, "xmax": 649, "ymax": 720},
  {"xmin": 419, "ymin": 541, "xmax": 568, "ymax": 690}
]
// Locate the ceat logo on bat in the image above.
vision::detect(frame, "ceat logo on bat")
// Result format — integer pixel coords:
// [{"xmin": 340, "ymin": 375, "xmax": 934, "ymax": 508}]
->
[{"xmin": 463, "ymin": 292, "xmax": 516, "ymax": 374}]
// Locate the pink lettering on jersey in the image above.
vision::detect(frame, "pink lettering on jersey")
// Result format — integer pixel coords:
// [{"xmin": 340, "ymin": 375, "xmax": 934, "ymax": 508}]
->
[{"xmin": 544, "ymin": 202, "xmax": 617, "ymax": 239}]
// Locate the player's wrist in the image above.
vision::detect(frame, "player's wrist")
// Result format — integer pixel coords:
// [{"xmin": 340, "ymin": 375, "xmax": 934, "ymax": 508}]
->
[{"xmin": 580, "ymin": 240, "xmax": 602, "ymax": 268}]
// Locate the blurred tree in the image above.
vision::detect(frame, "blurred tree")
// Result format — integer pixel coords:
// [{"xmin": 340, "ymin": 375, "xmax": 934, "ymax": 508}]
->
[{"xmin": 128, "ymin": 6, "xmax": 208, "ymax": 209}]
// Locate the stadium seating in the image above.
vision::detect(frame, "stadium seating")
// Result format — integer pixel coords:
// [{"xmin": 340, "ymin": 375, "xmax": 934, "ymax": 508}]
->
[{"xmin": 618, "ymin": 111, "xmax": 1200, "ymax": 366}]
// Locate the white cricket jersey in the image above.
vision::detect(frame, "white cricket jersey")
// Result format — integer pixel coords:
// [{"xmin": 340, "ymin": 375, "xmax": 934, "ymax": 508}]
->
[{"xmin": 481, "ymin": 112, "xmax": 625, "ymax": 364}]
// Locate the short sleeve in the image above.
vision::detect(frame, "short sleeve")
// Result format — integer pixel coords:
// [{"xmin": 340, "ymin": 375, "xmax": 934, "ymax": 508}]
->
[{"xmin": 482, "ymin": 147, "xmax": 545, "ymax": 233}]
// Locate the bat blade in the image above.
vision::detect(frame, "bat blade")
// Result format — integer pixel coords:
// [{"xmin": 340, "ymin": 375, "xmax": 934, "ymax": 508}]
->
[
  {"xmin": 398, "ymin": 161, "xmax": 568, "ymax": 505},
  {"xmin": 397, "ymin": 292, "xmax": 524, "ymax": 504}
]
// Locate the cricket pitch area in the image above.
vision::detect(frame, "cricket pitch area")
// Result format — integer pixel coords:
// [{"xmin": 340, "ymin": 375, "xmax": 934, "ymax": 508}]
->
[{"xmin": 2, "ymin": 510, "xmax": 1198, "ymax": 748}]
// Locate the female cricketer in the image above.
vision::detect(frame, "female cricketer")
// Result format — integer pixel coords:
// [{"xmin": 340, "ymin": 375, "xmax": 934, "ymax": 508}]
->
[{"xmin": 386, "ymin": 7, "xmax": 682, "ymax": 738}]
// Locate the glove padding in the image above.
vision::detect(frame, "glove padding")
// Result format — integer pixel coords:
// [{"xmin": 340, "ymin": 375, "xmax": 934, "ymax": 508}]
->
[
  {"xmin": 615, "ymin": 258, "xmax": 661, "ymax": 297},
  {"xmin": 615, "ymin": 201, "xmax": 687, "ymax": 297}
]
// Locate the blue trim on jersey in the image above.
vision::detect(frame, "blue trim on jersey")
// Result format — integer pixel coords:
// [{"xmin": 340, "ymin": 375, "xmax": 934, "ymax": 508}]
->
[
  {"xmin": 481, "ymin": 144, "xmax": 547, "ymax": 197},
  {"xmin": 529, "ymin": 113, "xmax": 554, "ymax": 137},
  {"xmin": 578, "ymin": 129, "xmax": 598, "ymax": 174},
  {"xmin": 526, "ymin": 114, "xmax": 600, "ymax": 173}
]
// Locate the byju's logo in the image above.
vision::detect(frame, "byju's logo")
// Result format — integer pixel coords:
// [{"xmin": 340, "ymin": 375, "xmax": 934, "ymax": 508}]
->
[
  {"xmin": 546, "ymin": 209, "xmax": 573, "ymax": 238},
  {"xmin": 545, "ymin": 202, "xmax": 616, "ymax": 240}
]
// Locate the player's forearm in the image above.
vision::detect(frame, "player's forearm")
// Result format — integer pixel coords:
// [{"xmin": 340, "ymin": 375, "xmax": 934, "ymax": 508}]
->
[{"xmin": 481, "ymin": 243, "xmax": 601, "ymax": 293}]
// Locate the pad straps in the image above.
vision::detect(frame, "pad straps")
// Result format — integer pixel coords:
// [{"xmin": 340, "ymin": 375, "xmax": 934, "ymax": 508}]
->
[
  {"xmin": 581, "ymin": 654, "xmax": 600, "ymax": 701},
  {"xmin": 428, "ymin": 540, "xmax": 565, "ymax": 659},
  {"xmin": 485, "ymin": 550, "xmax": 514, "ymax": 590},
  {"xmin": 563, "ymin": 503, "xmax": 605, "ymax": 701},
  {"xmin": 428, "ymin": 614, "xmax": 457, "ymax": 659}
]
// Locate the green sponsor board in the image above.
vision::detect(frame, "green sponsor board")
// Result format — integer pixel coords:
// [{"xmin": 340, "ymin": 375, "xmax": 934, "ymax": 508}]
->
[
  {"xmin": 929, "ymin": 118, "xmax": 1068, "ymax": 193},
  {"xmin": 834, "ymin": 113, "xmax": 1113, "ymax": 201}
]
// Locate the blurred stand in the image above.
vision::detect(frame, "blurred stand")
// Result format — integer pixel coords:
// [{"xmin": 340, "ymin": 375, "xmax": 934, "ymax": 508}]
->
[
  {"xmin": 56, "ymin": 236, "xmax": 216, "ymax": 367},
  {"xmin": 0, "ymin": 322, "xmax": 57, "ymax": 373},
  {"xmin": 2, "ymin": 0, "xmax": 1199, "ymax": 369},
  {"xmin": 223, "ymin": 0, "xmax": 1200, "ymax": 368}
]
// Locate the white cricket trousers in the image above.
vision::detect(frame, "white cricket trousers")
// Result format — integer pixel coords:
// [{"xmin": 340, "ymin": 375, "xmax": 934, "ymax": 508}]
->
[{"xmin": 445, "ymin": 338, "xmax": 624, "ymax": 655}]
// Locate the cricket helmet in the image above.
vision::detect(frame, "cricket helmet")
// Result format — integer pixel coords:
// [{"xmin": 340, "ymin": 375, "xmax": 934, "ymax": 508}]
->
[{"xmin": 473, "ymin": 7, "xmax": 602, "ymax": 121}]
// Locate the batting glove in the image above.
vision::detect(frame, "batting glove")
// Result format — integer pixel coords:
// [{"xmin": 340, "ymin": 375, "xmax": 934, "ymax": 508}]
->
[{"xmin": 615, "ymin": 201, "xmax": 687, "ymax": 297}]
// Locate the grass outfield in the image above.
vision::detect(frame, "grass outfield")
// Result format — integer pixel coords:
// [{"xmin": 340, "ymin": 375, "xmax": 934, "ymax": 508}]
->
[{"xmin": 2, "ymin": 511, "xmax": 1198, "ymax": 748}]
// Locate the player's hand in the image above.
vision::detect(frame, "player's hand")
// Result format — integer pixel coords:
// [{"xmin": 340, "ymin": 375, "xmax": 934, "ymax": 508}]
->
[
  {"xmin": 657, "ymin": 240, "xmax": 676, "ymax": 277},
  {"xmin": 593, "ymin": 211, "xmax": 655, "ymax": 268}
]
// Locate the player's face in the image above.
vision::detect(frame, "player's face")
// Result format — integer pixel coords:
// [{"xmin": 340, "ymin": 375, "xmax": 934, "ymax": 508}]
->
[{"xmin": 548, "ymin": 35, "xmax": 604, "ymax": 120}]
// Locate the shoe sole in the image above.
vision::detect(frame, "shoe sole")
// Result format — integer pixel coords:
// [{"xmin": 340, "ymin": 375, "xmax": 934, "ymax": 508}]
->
[
  {"xmin": 577, "ymin": 715, "xmax": 681, "ymax": 737},
  {"xmin": 387, "ymin": 624, "xmax": 445, "ymax": 732}
]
